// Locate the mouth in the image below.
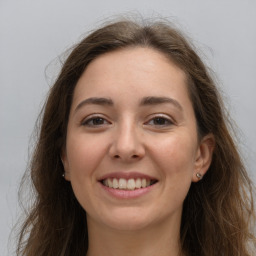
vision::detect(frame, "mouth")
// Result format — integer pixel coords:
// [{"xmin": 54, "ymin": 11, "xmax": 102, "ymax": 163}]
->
[{"xmin": 100, "ymin": 178, "xmax": 158, "ymax": 190}]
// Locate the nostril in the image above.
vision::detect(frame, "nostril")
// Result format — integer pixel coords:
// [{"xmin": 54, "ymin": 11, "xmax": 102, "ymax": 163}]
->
[{"xmin": 113, "ymin": 154, "xmax": 139, "ymax": 159}]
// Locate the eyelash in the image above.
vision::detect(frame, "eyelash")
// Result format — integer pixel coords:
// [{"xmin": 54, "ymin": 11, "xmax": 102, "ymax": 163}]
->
[
  {"xmin": 145, "ymin": 115, "xmax": 174, "ymax": 127},
  {"xmin": 81, "ymin": 114, "xmax": 174, "ymax": 128},
  {"xmin": 81, "ymin": 115, "xmax": 111, "ymax": 127}
]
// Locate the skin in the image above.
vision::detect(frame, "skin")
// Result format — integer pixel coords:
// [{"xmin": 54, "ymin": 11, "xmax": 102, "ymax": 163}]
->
[{"xmin": 62, "ymin": 47, "xmax": 214, "ymax": 256}]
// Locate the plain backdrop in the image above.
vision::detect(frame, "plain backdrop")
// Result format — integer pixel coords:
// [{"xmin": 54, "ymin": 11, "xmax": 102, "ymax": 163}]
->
[{"xmin": 1, "ymin": 0, "xmax": 256, "ymax": 255}]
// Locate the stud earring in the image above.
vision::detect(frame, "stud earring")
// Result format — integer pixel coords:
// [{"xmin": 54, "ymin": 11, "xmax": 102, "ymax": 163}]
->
[
  {"xmin": 196, "ymin": 173, "xmax": 203, "ymax": 180},
  {"xmin": 62, "ymin": 173, "xmax": 65, "ymax": 178}
]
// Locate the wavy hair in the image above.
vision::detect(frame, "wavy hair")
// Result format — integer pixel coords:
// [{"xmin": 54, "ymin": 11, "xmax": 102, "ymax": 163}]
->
[{"xmin": 16, "ymin": 18, "xmax": 255, "ymax": 255}]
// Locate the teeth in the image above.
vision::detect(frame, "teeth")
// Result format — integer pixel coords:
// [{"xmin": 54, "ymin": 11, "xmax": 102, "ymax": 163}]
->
[
  {"xmin": 119, "ymin": 178, "xmax": 127, "ymax": 189},
  {"xmin": 135, "ymin": 178, "xmax": 141, "ymax": 188},
  {"xmin": 113, "ymin": 178, "xmax": 118, "ymax": 189},
  {"xmin": 141, "ymin": 178, "xmax": 146, "ymax": 188},
  {"xmin": 108, "ymin": 178, "xmax": 113, "ymax": 188},
  {"xmin": 127, "ymin": 179, "xmax": 135, "ymax": 190},
  {"xmin": 102, "ymin": 178, "xmax": 155, "ymax": 190}
]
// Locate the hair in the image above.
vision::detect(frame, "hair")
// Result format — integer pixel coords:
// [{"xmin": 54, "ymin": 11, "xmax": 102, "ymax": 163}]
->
[{"xmin": 16, "ymin": 18, "xmax": 255, "ymax": 256}]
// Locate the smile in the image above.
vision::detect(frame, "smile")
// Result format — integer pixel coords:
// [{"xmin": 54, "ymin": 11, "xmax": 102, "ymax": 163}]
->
[{"xmin": 101, "ymin": 178, "xmax": 157, "ymax": 190}]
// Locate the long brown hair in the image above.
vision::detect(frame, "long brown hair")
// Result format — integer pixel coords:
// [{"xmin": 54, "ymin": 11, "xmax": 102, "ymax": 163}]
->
[{"xmin": 16, "ymin": 18, "xmax": 255, "ymax": 256}]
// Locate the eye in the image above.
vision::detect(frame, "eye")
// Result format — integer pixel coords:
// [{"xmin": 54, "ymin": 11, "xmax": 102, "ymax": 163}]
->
[
  {"xmin": 145, "ymin": 115, "xmax": 174, "ymax": 127},
  {"xmin": 82, "ymin": 116, "xmax": 111, "ymax": 127}
]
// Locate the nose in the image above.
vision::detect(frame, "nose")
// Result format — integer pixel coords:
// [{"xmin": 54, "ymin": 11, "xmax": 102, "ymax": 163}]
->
[{"xmin": 108, "ymin": 121, "xmax": 145, "ymax": 162}]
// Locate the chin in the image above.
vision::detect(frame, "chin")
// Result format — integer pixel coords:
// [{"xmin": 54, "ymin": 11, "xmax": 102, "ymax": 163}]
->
[
  {"xmin": 105, "ymin": 218, "xmax": 152, "ymax": 231},
  {"xmin": 95, "ymin": 208, "xmax": 159, "ymax": 232}
]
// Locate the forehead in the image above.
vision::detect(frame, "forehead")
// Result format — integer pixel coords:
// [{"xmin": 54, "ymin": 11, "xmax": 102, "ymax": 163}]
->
[{"xmin": 72, "ymin": 47, "xmax": 190, "ymax": 108}]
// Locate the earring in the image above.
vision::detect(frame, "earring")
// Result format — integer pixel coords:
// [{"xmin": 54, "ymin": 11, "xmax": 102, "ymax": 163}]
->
[
  {"xmin": 196, "ymin": 173, "xmax": 203, "ymax": 180},
  {"xmin": 62, "ymin": 173, "xmax": 65, "ymax": 178}
]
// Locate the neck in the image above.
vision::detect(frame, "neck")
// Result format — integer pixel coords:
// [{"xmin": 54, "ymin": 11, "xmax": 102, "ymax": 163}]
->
[{"xmin": 86, "ymin": 215, "xmax": 183, "ymax": 256}]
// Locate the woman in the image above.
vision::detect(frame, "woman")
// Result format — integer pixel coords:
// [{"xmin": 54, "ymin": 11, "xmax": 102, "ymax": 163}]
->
[{"xmin": 17, "ymin": 19, "xmax": 256, "ymax": 256}]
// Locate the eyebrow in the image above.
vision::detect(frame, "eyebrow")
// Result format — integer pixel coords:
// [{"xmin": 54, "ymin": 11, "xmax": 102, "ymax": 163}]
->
[
  {"xmin": 74, "ymin": 97, "xmax": 113, "ymax": 112},
  {"xmin": 140, "ymin": 96, "xmax": 183, "ymax": 111},
  {"xmin": 74, "ymin": 96, "xmax": 183, "ymax": 112}
]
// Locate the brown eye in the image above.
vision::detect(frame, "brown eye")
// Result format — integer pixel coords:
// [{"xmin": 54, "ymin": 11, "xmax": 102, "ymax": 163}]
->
[
  {"xmin": 147, "ymin": 116, "xmax": 173, "ymax": 126},
  {"xmin": 82, "ymin": 117, "xmax": 110, "ymax": 127},
  {"xmin": 152, "ymin": 117, "xmax": 170, "ymax": 125}
]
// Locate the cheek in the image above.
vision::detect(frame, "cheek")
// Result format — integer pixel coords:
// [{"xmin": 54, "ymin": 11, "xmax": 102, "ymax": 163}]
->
[
  {"xmin": 65, "ymin": 134, "xmax": 107, "ymax": 212},
  {"xmin": 66, "ymin": 134, "xmax": 107, "ymax": 179},
  {"xmin": 152, "ymin": 133, "xmax": 197, "ymax": 177}
]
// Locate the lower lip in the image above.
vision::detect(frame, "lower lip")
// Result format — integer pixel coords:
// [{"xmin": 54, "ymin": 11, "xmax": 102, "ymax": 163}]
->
[{"xmin": 99, "ymin": 182, "xmax": 156, "ymax": 199}]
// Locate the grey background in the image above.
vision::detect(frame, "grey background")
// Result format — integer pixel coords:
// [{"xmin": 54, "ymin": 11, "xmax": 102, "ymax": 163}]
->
[{"xmin": 1, "ymin": 0, "xmax": 255, "ymax": 255}]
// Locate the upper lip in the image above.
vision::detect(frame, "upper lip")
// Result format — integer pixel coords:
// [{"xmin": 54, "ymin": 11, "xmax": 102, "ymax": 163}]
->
[{"xmin": 98, "ymin": 172, "xmax": 158, "ymax": 181}]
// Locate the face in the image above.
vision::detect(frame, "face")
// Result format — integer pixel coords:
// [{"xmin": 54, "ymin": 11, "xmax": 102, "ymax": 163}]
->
[{"xmin": 62, "ymin": 47, "xmax": 213, "ymax": 232}]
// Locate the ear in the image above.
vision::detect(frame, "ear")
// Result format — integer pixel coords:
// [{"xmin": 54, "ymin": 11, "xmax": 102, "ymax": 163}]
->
[
  {"xmin": 61, "ymin": 148, "xmax": 71, "ymax": 181},
  {"xmin": 192, "ymin": 133, "xmax": 215, "ymax": 182}
]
